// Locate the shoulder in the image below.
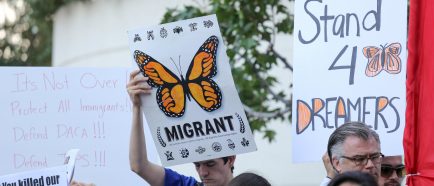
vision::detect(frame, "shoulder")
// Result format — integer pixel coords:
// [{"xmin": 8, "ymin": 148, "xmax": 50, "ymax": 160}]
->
[{"xmin": 164, "ymin": 168, "xmax": 200, "ymax": 186}]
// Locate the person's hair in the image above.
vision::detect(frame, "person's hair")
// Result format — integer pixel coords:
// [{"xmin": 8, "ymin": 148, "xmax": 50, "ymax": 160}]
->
[
  {"xmin": 229, "ymin": 172, "xmax": 271, "ymax": 186},
  {"xmin": 327, "ymin": 122, "xmax": 380, "ymax": 161},
  {"xmin": 222, "ymin": 156, "xmax": 234, "ymax": 173},
  {"xmin": 327, "ymin": 171, "xmax": 378, "ymax": 186}
]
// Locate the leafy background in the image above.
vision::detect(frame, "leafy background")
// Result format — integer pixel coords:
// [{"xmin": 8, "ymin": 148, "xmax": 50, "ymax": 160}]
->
[{"xmin": 0, "ymin": 0, "xmax": 294, "ymax": 141}]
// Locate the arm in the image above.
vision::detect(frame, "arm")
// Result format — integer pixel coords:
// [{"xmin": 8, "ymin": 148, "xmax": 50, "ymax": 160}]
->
[{"xmin": 127, "ymin": 70, "xmax": 165, "ymax": 186}]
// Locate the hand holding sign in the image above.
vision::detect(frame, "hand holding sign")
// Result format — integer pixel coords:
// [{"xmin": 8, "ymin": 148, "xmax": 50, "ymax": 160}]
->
[{"xmin": 126, "ymin": 70, "xmax": 153, "ymax": 106}]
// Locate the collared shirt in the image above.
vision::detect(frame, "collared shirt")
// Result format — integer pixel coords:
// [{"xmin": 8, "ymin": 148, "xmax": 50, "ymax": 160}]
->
[{"xmin": 320, "ymin": 176, "xmax": 331, "ymax": 186}]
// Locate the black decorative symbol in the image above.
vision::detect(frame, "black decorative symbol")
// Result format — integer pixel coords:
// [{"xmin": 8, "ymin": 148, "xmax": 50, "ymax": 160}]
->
[
  {"xmin": 195, "ymin": 146, "xmax": 206, "ymax": 154},
  {"xmin": 173, "ymin": 26, "xmax": 183, "ymax": 34},
  {"xmin": 147, "ymin": 30, "xmax": 154, "ymax": 40},
  {"xmin": 160, "ymin": 27, "xmax": 168, "ymax": 38},
  {"xmin": 189, "ymin": 23, "xmax": 198, "ymax": 31},
  {"xmin": 212, "ymin": 142, "xmax": 222, "ymax": 152},
  {"xmin": 235, "ymin": 113, "xmax": 245, "ymax": 133},
  {"xmin": 164, "ymin": 151, "xmax": 174, "ymax": 161},
  {"xmin": 241, "ymin": 138, "xmax": 250, "ymax": 147},
  {"xmin": 227, "ymin": 139, "xmax": 235, "ymax": 150},
  {"xmin": 157, "ymin": 127, "xmax": 167, "ymax": 147},
  {"xmin": 133, "ymin": 34, "xmax": 141, "ymax": 42},
  {"xmin": 203, "ymin": 20, "xmax": 214, "ymax": 28},
  {"xmin": 180, "ymin": 148, "xmax": 189, "ymax": 158}
]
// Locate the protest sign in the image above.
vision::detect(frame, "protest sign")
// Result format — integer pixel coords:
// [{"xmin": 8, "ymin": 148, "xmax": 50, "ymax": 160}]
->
[
  {"xmin": 292, "ymin": 0, "xmax": 407, "ymax": 162},
  {"xmin": 0, "ymin": 165, "xmax": 67, "ymax": 186},
  {"xmin": 127, "ymin": 14, "xmax": 257, "ymax": 166},
  {"xmin": 0, "ymin": 67, "xmax": 158, "ymax": 185},
  {"xmin": 64, "ymin": 149, "xmax": 79, "ymax": 183}
]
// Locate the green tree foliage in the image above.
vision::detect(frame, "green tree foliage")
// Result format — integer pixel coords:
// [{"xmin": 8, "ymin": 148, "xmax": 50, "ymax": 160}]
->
[
  {"xmin": 162, "ymin": 0, "xmax": 294, "ymax": 141},
  {"xmin": 0, "ymin": 0, "xmax": 83, "ymax": 66}
]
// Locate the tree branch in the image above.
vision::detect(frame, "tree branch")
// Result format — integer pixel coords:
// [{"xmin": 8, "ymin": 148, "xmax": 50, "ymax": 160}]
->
[
  {"xmin": 268, "ymin": 44, "xmax": 293, "ymax": 71},
  {"xmin": 274, "ymin": 49, "xmax": 293, "ymax": 71},
  {"xmin": 244, "ymin": 104, "xmax": 290, "ymax": 119},
  {"xmin": 268, "ymin": 7, "xmax": 293, "ymax": 72},
  {"xmin": 248, "ymin": 58, "xmax": 291, "ymax": 107}
]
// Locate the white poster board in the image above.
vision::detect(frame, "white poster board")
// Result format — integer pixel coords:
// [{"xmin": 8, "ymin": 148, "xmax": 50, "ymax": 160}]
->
[
  {"xmin": 292, "ymin": 0, "xmax": 407, "ymax": 162},
  {"xmin": 0, "ymin": 67, "xmax": 159, "ymax": 185},
  {"xmin": 0, "ymin": 166, "xmax": 67, "ymax": 186},
  {"xmin": 64, "ymin": 149, "xmax": 79, "ymax": 183},
  {"xmin": 127, "ymin": 15, "xmax": 257, "ymax": 166}
]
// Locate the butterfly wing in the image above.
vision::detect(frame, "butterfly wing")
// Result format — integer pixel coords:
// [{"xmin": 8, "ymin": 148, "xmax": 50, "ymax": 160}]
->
[
  {"xmin": 186, "ymin": 36, "xmax": 219, "ymax": 80},
  {"xmin": 363, "ymin": 46, "xmax": 383, "ymax": 77},
  {"xmin": 187, "ymin": 79, "xmax": 222, "ymax": 111},
  {"xmin": 383, "ymin": 43, "xmax": 402, "ymax": 74},
  {"xmin": 134, "ymin": 50, "xmax": 186, "ymax": 117},
  {"xmin": 185, "ymin": 36, "xmax": 222, "ymax": 111},
  {"xmin": 155, "ymin": 84, "xmax": 186, "ymax": 117}
]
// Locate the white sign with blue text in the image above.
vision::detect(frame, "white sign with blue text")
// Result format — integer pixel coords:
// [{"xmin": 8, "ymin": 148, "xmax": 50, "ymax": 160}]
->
[{"xmin": 292, "ymin": 0, "xmax": 407, "ymax": 162}]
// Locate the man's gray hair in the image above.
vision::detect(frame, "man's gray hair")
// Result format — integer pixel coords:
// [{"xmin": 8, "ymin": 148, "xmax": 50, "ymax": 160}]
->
[{"xmin": 327, "ymin": 122, "xmax": 380, "ymax": 160}]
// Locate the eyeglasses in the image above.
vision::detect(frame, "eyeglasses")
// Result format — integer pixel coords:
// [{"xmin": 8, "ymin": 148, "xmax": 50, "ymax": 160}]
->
[
  {"xmin": 381, "ymin": 164, "xmax": 406, "ymax": 178},
  {"xmin": 341, "ymin": 153, "xmax": 384, "ymax": 166}
]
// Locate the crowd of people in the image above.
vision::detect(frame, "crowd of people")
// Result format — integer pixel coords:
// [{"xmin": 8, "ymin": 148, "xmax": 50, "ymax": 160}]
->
[
  {"xmin": 123, "ymin": 69, "xmax": 406, "ymax": 186},
  {"xmin": 68, "ymin": 69, "xmax": 406, "ymax": 186}
]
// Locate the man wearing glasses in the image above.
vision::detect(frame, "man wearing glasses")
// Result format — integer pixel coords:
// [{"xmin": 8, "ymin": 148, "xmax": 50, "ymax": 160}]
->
[
  {"xmin": 321, "ymin": 154, "xmax": 406, "ymax": 186},
  {"xmin": 321, "ymin": 122, "xmax": 407, "ymax": 186},
  {"xmin": 327, "ymin": 122, "xmax": 382, "ymax": 180},
  {"xmin": 320, "ymin": 122, "xmax": 382, "ymax": 186},
  {"xmin": 379, "ymin": 155, "xmax": 405, "ymax": 186}
]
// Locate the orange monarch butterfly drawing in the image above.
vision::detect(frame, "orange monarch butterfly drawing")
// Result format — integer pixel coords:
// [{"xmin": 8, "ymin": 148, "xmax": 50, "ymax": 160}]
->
[
  {"xmin": 134, "ymin": 35, "xmax": 222, "ymax": 117},
  {"xmin": 362, "ymin": 42, "xmax": 402, "ymax": 77}
]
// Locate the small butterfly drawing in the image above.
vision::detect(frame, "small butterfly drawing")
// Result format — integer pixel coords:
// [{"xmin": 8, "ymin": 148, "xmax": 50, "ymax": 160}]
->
[
  {"xmin": 134, "ymin": 35, "xmax": 222, "ymax": 117},
  {"xmin": 362, "ymin": 43, "xmax": 402, "ymax": 77}
]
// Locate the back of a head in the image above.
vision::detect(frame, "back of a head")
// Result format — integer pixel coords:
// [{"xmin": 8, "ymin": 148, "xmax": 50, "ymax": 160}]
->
[
  {"xmin": 229, "ymin": 172, "xmax": 271, "ymax": 186},
  {"xmin": 327, "ymin": 171, "xmax": 379, "ymax": 186},
  {"xmin": 327, "ymin": 122, "xmax": 380, "ymax": 159}
]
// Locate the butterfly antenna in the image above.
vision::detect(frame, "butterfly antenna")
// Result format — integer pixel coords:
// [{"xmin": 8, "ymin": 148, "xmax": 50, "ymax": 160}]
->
[
  {"xmin": 170, "ymin": 57, "xmax": 182, "ymax": 76},
  {"xmin": 178, "ymin": 55, "xmax": 183, "ymax": 75}
]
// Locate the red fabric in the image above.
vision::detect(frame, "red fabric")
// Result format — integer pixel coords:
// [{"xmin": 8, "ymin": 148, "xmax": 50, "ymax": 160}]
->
[{"xmin": 404, "ymin": 0, "xmax": 434, "ymax": 185}]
